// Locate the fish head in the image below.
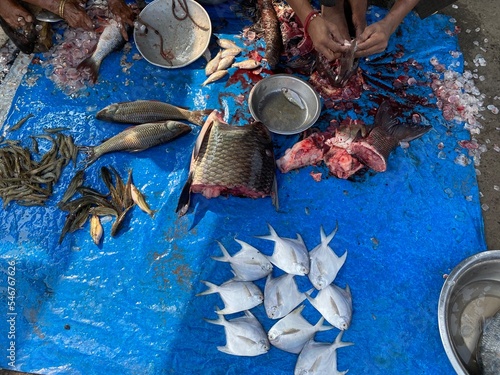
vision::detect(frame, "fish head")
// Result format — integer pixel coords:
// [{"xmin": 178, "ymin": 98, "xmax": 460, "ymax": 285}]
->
[
  {"xmin": 267, "ymin": 305, "xmax": 279, "ymax": 319},
  {"xmin": 314, "ymin": 275, "xmax": 328, "ymax": 290},
  {"xmin": 294, "ymin": 262, "xmax": 308, "ymax": 276},
  {"xmin": 267, "ymin": 328, "xmax": 280, "ymax": 342},
  {"xmin": 259, "ymin": 339, "xmax": 270, "ymax": 352},
  {"xmin": 334, "ymin": 315, "xmax": 350, "ymax": 330},
  {"xmin": 261, "ymin": 262, "xmax": 273, "ymax": 272}
]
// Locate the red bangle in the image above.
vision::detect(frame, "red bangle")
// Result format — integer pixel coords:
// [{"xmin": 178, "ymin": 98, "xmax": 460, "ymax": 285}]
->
[{"xmin": 303, "ymin": 10, "xmax": 321, "ymax": 38}]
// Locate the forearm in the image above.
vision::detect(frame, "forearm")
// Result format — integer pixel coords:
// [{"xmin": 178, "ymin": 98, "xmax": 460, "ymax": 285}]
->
[
  {"xmin": 382, "ymin": 0, "xmax": 420, "ymax": 34},
  {"xmin": 286, "ymin": 0, "xmax": 317, "ymax": 25}
]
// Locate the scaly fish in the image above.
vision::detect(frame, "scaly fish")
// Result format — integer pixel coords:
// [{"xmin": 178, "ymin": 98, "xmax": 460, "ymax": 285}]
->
[
  {"xmin": 77, "ymin": 19, "xmax": 126, "ymax": 83},
  {"xmin": 81, "ymin": 120, "xmax": 191, "ymax": 165},
  {"xmin": 176, "ymin": 110, "xmax": 278, "ymax": 216},
  {"xmin": 205, "ymin": 309, "xmax": 270, "ymax": 357},
  {"xmin": 347, "ymin": 100, "xmax": 432, "ymax": 172},
  {"xmin": 196, "ymin": 280, "xmax": 263, "ymax": 315},
  {"xmin": 211, "ymin": 239, "xmax": 273, "ymax": 282},
  {"xmin": 264, "ymin": 273, "xmax": 311, "ymax": 319},
  {"xmin": 477, "ymin": 309, "xmax": 500, "ymax": 375},
  {"xmin": 217, "ymin": 38, "xmax": 240, "ymax": 50},
  {"xmin": 257, "ymin": 0, "xmax": 282, "ymax": 69},
  {"xmin": 217, "ymin": 55, "xmax": 236, "ymax": 71},
  {"xmin": 308, "ymin": 224, "xmax": 347, "ymax": 290},
  {"xmin": 267, "ymin": 305, "xmax": 333, "ymax": 354},
  {"xmin": 257, "ymin": 223, "xmax": 309, "ymax": 276},
  {"xmin": 202, "ymin": 70, "xmax": 228, "ymax": 86},
  {"xmin": 96, "ymin": 100, "xmax": 212, "ymax": 127},
  {"xmin": 221, "ymin": 47, "xmax": 242, "ymax": 58},
  {"xmin": 205, "ymin": 50, "xmax": 222, "ymax": 76},
  {"xmin": 306, "ymin": 283, "xmax": 353, "ymax": 330},
  {"xmin": 294, "ymin": 332, "xmax": 353, "ymax": 375}
]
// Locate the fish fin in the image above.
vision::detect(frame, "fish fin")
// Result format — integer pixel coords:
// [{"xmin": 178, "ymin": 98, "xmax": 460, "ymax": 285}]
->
[
  {"xmin": 236, "ymin": 335, "xmax": 257, "ymax": 346},
  {"xmin": 203, "ymin": 313, "xmax": 226, "ymax": 326},
  {"xmin": 196, "ymin": 280, "xmax": 218, "ymax": 296},
  {"xmin": 332, "ymin": 331, "xmax": 354, "ymax": 350},
  {"xmin": 77, "ymin": 56, "xmax": 100, "ymax": 84},
  {"xmin": 292, "ymin": 304, "xmax": 306, "ymax": 316},
  {"xmin": 211, "ymin": 241, "xmax": 231, "ymax": 262},
  {"xmin": 256, "ymin": 223, "xmax": 279, "ymax": 242},
  {"xmin": 78, "ymin": 146, "xmax": 97, "ymax": 168},
  {"xmin": 315, "ymin": 316, "xmax": 334, "ymax": 332},
  {"xmin": 192, "ymin": 111, "xmax": 216, "ymax": 161},
  {"xmin": 175, "ymin": 171, "xmax": 193, "ymax": 216},
  {"xmin": 190, "ymin": 109, "xmax": 216, "ymax": 127},
  {"xmin": 321, "ymin": 222, "xmax": 339, "ymax": 245},
  {"xmin": 276, "ymin": 290, "xmax": 284, "ymax": 308},
  {"xmin": 281, "ymin": 328, "xmax": 301, "ymax": 335},
  {"xmin": 217, "ymin": 346, "xmax": 235, "ymax": 355}
]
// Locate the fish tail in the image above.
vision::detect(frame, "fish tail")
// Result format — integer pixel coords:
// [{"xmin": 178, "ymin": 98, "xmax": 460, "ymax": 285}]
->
[
  {"xmin": 77, "ymin": 57, "xmax": 100, "ymax": 84},
  {"xmin": 321, "ymin": 221, "xmax": 339, "ymax": 245},
  {"xmin": 256, "ymin": 223, "xmax": 279, "ymax": 241},
  {"xmin": 196, "ymin": 280, "xmax": 218, "ymax": 296},
  {"xmin": 332, "ymin": 331, "xmax": 354, "ymax": 350},
  {"xmin": 176, "ymin": 172, "xmax": 193, "ymax": 216},
  {"xmin": 190, "ymin": 109, "xmax": 215, "ymax": 127},
  {"xmin": 78, "ymin": 146, "xmax": 98, "ymax": 168},
  {"xmin": 211, "ymin": 241, "xmax": 231, "ymax": 262},
  {"xmin": 203, "ymin": 309, "xmax": 226, "ymax": 326}
]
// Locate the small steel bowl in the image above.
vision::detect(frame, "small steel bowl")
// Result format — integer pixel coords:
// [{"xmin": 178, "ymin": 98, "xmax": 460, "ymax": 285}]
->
[
  {"xmin": 438, "ymin": 250, "xmax": 500, "ymax": 374},
  {"xmin": 134, "ymin": 0, "xmax": 212, "ymax": 69},
  {"xmin": 248, "ymin": 74, "xmax": 322, "ymax": 135}
]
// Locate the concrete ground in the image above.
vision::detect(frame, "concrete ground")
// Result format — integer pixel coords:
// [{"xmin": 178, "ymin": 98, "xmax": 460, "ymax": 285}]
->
[
  {"xmin": 0, "ymin": 1, "xmax": 498, "ymax": 374},
  {"xmin": 442, "ymin": 1, "xmax": 500, "ymax": 250}
]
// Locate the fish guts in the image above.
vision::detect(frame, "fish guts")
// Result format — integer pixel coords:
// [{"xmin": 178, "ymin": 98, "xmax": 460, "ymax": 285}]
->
[{"xmin": 176, "ymin": 111, "xmax": 278, "ymax": 216}]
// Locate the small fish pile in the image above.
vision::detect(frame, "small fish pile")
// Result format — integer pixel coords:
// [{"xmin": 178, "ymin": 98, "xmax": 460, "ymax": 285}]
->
[
  {"xmin": 58, "ymin": 166, "xmax": 155, "ymax": 245},
  {"xmin": 277, "ymin": 101, "xmax": 432, "ymax": 179},
  {"xmin": 176, "ymin": 110, "xmax": 278, "ymax": 216},
  {"xmin": 198, "ymin": 223, "xmax": 354, "ymax": 374},
  {"xmin": 203, "ymin": 38, "xmax": 261, "ymax": 86},
  {"xmin": 477, "ymin": 308, "xmax": 500, "ymax": 375},
  {"xmin": 0, "ymin": 128, "xmax": 77, "ymax": 207}
]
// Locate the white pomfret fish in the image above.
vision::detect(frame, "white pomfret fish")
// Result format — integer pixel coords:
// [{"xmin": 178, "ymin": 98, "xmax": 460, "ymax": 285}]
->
[
  {"xmin": 257, "ymin": 224, "xmax": 310, "ymax": 276},
  {"xmin": 197, "ymin": 279, "xmax": 263, "ymax": 314},
  {"xmin": 267, "ymin": 305, "xmax": 333, "ymax": 354},
  {"xmin": 308, "ymin": 224, "xmax": 347, "ymax": 290},
  {"xmin": 205, "ymin": 309, "xmax": 270, "ymax": 357},
  {"xmin": 211, "ymin": 239, "xmax": 273, "ymax": 282},
  {"xmin": 264, "ymin": 273, "xmax": 311, "ymax": 319},
  {"xmin": 306, "ymin": 283, "xmax": 353, "ymax": 330},
  {"xmin": 294, "ymin": 332, "xmax": 353, "ymax": 375}
]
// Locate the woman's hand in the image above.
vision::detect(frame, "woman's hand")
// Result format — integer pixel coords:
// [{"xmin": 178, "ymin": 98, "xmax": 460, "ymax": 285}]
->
[
  {"xmin": 355, "ymin": 19, "xmax": 392, "ymax": 57},
  {"xmin": 307, "ymin": 14, "xmax": 349, "ymax": 61},
  {"xmin": 107, "ymin": 0, "xmax": 135, "ymax": 40}
]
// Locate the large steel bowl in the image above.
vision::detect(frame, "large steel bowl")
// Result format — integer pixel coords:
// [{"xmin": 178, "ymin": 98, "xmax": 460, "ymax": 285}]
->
[
  {"xmin": 438, "ymin": 250, "xmax": 500, "ymax": 374},
  {"xmin": 133, "ymin": 0, "xmax": 212, "ymax": 69},
  {"xmin": 248, "ymin": 74, "xmax": 322, "ymax": 135}
]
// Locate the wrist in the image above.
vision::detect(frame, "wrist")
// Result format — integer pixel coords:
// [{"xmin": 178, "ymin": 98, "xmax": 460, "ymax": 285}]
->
[{"xmin": 303, "ymin": 10, "xmax": 321, "ymax": 38}]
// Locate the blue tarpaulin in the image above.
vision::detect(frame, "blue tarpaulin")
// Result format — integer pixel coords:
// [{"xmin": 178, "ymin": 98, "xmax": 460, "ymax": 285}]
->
[{"xmin": 0, "ymin": 3, "xmax": 486, "ymax": 374}]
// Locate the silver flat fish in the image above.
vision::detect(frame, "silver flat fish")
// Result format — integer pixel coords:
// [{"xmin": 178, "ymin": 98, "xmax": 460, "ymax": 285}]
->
[
  {"xmin": 197, "ymin": 279, "xmax": 263, "ymax": 314},
  {"xmin": 264, "ymin": 273, "xmax": 311, "ymax": 319},
  {"xmin": 294, "ymin": 332, "xmax": 353, "ymax": 375},
  {"xmin": 205, "ymin": 309, "xmax": 270, "ymax": 357},
  {"xmin": 478, "ymin": 309, "xmax": 500, "ymax": 374},
  {"xmin": 308, "ymin": 224, "xmax": 347, "ymax": 290},
  {"xmin": 306, "ymin": 283, "xmax": 353, "ymax": 330},
  {"xmin": 211, "ymin": 239, "xmax": 273, "ymax": 281},
  {"xmin": 281, "ymin": 88, "xmax": 305, "ymax": 110},
  {"xmin": 267, "ymin": 305, "xmax": 333, "ymax": 354},
  {"xmin": 257, "ymin": 223, "xmax": 310, "ymax": 276}
]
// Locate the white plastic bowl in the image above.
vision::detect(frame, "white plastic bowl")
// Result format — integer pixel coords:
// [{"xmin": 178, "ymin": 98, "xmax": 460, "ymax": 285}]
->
[{"xmin": 133, "ymin": 0, "xmax": 212, "ymax": 69}]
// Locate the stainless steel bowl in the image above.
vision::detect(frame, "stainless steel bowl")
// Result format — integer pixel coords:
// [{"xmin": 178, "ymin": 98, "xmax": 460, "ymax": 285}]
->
[
  {"xmin": 248, "ymin": 74, "xmax": 321, "ymax": 135},
  {"xmin": 133, "ymin": 0, "xmax": 212, "ymax": 69},
  {"xmin": 438, "ymin": 250, "xmax": 500, "ymax": 374}
]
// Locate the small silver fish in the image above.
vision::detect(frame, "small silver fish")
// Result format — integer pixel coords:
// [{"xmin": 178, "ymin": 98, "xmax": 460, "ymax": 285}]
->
[
  {"xmin": 264, "ymin": 273, "xmax": 311, "ymax": 319},
  {"xmin": 268, "ymin": 305, "xmax": 333, "ymax": 354},
  {"xmin": 211, "ymin": 239, "xmax": 273, "ymax": 281},
  {"xmin": 281, "ymin": 88, "xmax": 305, "ymax": 110},
  {"xmin": 306, "ymin": 283, "xmax": 353, "ymax": 330},
  {"xmin": 205, "ymin": 309, "xmax": 270, "ymax": 357},
  {"xmin": 217, "ymin": 55, "xmax": 236, "ymax": 71},
  {"xmin": 217, "ymin": 38, "xmax": 240, "ymax": 49},
  {"xmin": 294, "ymin": 332, "xmax": 353, "ymax": 375},
  {"xmin": 221, "ymin": 47, "xmax": 242, "ymax": 58},
  {"xmin": 232, "ymin": 59, "xmax": 261, "ymax": 70},
  {"xmin": 205, "ymin": 50, "xmax": 222, "ymax": 76},
  {"xmin": 131, "ymin": 183, "xmax": 156, "ymax": 218},
  {"xmin": 202, "ymin": 70, "xmax": 228, "ymax": 86},
  {"xmin": 197, "ymin": 279, "xmax": 263, "ymax": 314},
  {"xmin": 308, "ymin": 224, "xmax": 347, "ymax": 290},
  {"xmin": 257, "ymin": 223, "xmax": 310, "ymax": 276}
]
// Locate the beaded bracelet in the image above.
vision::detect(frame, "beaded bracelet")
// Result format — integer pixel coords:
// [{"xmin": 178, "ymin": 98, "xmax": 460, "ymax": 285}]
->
[{"xmin": 303, "ymin": 10, "xmax": 321, "ymax": 38}]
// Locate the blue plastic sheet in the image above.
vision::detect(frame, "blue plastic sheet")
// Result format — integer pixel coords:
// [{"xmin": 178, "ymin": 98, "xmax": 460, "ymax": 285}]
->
[{"xmin": 0, "ymin": 3, "xmax": 486, "ymax": 374}]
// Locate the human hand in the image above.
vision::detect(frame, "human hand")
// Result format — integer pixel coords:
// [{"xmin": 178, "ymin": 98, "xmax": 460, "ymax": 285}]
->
[
  {"xmin": 307, "ymin": 15, "xmax": 349, "ymax": 61},
  {"xmin": 355, "ymin": 19, "xmax": 392, "ymax": 57},
  {"xmin": 62, "ymin": 0, "xmax": 93, "ymax": 31},
  {"xmin": 107, "ymin": 0, "xmax": 135, "ymax": 41}
]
